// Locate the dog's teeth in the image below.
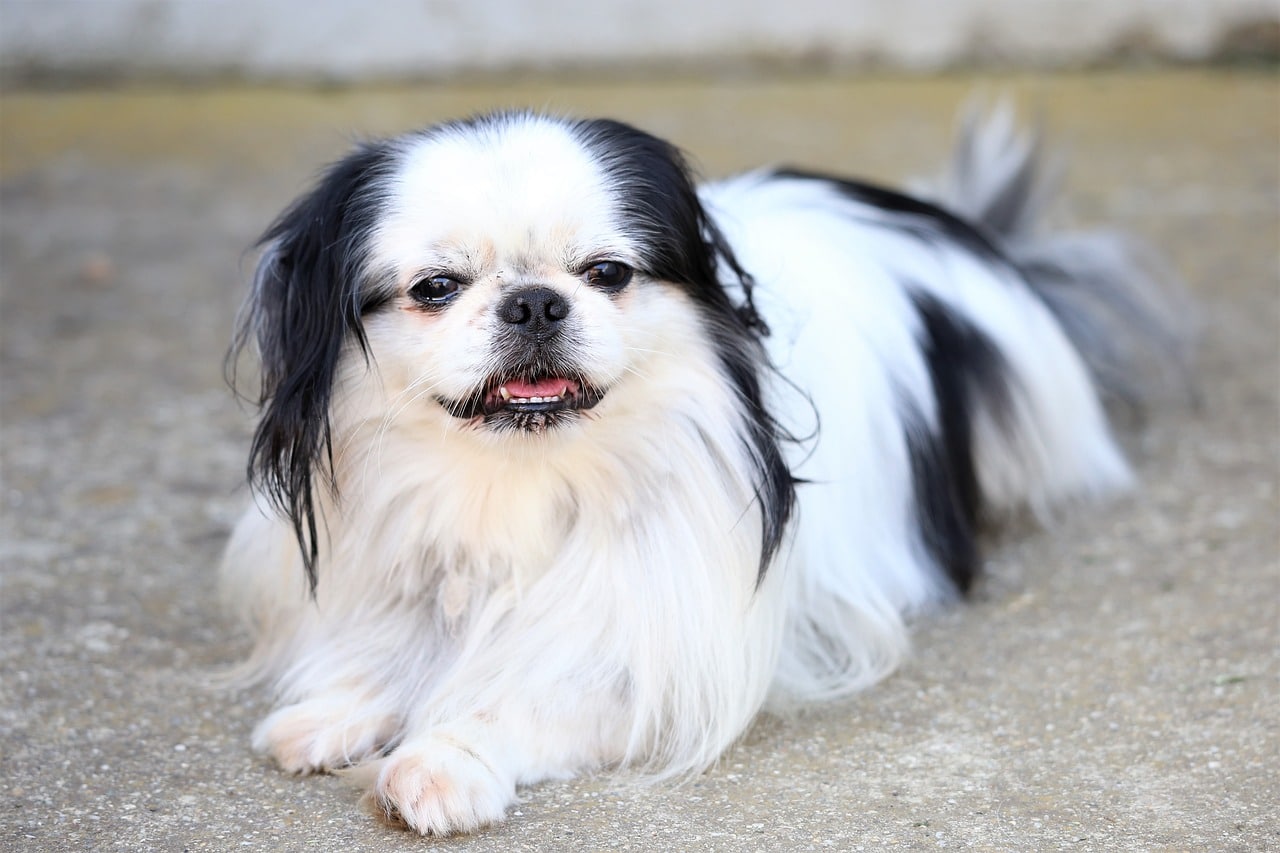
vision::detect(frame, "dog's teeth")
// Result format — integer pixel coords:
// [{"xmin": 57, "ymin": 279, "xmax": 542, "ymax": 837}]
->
[{"xmin": 495, "ymin": 388, "xmax": 565, "ymax": 406}]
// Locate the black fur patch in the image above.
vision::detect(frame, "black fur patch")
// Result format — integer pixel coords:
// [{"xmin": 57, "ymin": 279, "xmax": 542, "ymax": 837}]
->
[
  {"xmin": 773, "ymin": 164, "xmax": 1019, "ymax": 591},
  {"xmin": 229, "ymin": 140, "xmax": 399, "ymax": 593},
  {"xmin": 905, "ymin": 291, "xmax": 1013, "ymax": 593},
  {"xmin": 573, "ymin": 118, "xmax": 796, "ymax": 581},
  {"xmin": 772, "ymin": 168, "xmax": 1008, "ymax": 264}
]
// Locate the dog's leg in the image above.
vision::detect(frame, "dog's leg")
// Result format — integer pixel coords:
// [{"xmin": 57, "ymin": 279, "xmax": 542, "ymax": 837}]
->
[
  {"xmin": 253, "ymin": 684, "xmax": 403, "ymax": 775},
  {"xmin": 360, "ymin": 678, "xmax": 629, "ymax": 835}
]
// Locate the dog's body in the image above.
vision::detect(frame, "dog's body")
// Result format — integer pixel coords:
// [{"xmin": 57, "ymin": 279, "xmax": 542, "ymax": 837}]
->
[{"xmin": 223, "ymin": 107, "xmax": 1176, "ymax": 834}]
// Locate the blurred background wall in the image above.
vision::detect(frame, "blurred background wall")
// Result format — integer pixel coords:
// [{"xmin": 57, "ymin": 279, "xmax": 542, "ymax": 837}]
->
[{"xmin": 2, "ymin": 0, "xmax": 1277, "ymax": 83}]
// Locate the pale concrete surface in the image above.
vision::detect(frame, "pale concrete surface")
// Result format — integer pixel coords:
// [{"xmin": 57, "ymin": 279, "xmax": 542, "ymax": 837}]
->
[
  {"xmin": 2, "ymin": 0, "xmax": 1277, "ymax": 83},
  {"xmin": 1, "ymin": 71, "xmax": 1276, "ymax": 852}
]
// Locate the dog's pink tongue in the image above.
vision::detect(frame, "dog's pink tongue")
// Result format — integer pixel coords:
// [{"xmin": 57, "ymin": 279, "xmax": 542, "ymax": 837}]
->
[{"xmin": 504, "ymin": 377, "xmax": 568, "ymax": 398}]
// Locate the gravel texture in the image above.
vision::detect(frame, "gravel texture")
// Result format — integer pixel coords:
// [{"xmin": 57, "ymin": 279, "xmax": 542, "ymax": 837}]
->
[{"xmin": 1, "ymin": 70, "xmax": 1276, "ymax": 852}]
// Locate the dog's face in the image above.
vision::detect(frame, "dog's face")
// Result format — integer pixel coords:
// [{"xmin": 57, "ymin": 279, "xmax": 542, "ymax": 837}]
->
[
  {"xmin": 234, "ymin": 112, "xmax": 791, "ymax": 585},
  {"xmin": 361, "ymin": 117, "xmax": 663, "ymax": 435}
]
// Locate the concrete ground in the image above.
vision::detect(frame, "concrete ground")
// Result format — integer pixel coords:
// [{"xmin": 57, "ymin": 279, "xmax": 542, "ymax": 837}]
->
[{"xmin": 1, "ymin": 70, "xmax": 1276, "ymax": 852}]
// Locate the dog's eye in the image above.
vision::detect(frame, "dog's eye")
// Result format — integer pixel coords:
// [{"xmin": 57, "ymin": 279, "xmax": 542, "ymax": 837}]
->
[
  {"xmin": 409, "ymin": 275, "xmax": 461, "ymax": 306},
  {"xmin": 582, "ymin": 261, "xmax": 632, "ymax": 291}
]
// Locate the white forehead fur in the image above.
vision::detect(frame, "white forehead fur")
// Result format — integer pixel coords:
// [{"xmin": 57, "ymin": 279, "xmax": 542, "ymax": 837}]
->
[{"xmin": 371, "ymin": 115, "xmax": 636, "ymax": 281}]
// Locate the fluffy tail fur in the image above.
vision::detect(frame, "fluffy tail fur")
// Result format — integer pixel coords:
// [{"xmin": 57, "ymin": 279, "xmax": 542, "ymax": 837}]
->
[{"xmin": 927, "ymin": 100, "xmax": 1193, "ymax": 409}]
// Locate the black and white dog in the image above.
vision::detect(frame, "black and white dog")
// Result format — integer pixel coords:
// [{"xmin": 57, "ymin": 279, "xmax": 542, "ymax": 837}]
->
[{"xmin": 222, "ymin": 104, "xmax": 1177, "ymax": 834}]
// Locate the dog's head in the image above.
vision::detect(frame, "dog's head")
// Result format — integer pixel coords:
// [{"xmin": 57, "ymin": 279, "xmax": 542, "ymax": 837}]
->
[{"xmin": 231, "ymin": 111, "xmax": 791, "ymax": 587}]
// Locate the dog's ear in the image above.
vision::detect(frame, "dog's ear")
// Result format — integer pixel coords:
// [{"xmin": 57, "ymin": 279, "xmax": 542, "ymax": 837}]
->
[
  {"xmin": 229, "ymin": 140, "xmax": 396, "ymax": 593},
  {"xmin": 572, "ymin": 117, "xmax": 795, "ymax": 581}
]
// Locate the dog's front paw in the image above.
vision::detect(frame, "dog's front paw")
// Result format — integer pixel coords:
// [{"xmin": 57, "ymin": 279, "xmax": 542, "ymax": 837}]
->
[
  {"xmin": 366, "ymin": 733, "xmax": 514, "ymax": 836},
  {"xmin": 253, "ymin": 700, "xmax": 398, "ymax": 775}
]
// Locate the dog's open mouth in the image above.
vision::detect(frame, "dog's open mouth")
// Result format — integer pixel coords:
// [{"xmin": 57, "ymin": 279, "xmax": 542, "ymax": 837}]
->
[{"xmin": 438, "ymin": 374, "xmax": 606, "ymax": 430}]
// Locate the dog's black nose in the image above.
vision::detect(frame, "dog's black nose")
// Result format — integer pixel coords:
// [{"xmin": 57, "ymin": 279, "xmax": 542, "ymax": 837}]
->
[{"xmin": 497, "ymin": 286, "xmax": 570, "ymax": 340}]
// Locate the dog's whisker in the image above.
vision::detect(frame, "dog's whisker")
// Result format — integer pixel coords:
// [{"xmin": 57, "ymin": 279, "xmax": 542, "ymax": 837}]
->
[{"xmin": 356, "ymin": 370, "xmax": 447, "ymax": 496}]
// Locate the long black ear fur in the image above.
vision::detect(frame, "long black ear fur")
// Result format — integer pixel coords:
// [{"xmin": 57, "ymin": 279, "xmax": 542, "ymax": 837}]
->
[
  {"xmin": 229, "ymin": 140, "xmax": 397, "ymax": 594},
  {"xmin": 569, "ymin": 117, "xmax": 797, "ymax": 583}
]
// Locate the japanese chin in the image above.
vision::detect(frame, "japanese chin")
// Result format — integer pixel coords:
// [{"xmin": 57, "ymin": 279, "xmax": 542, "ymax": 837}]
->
[{"xmin": 221, "ymin": 105, "xmax": 1180, "ymax": 835}]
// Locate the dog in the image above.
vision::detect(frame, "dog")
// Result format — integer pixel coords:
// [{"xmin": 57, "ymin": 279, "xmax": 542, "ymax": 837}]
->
[{"xmin": 221, "ymin": 104, "xmax": 1179, "ymax": 835}]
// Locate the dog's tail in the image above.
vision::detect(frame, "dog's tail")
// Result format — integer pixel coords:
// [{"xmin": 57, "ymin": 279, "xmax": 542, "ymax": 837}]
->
[{"xmin": 924, "ymin": 100, "xmax": 1193, "ymax": 409}]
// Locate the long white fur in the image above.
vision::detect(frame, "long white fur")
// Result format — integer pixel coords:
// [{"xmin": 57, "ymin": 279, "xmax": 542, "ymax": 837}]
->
[
  {"xmin": 703, "ymin": 170, "xmax": 1131, "ymax": 703},
  {"xmin": 223, "ymin": 110, "xmax": 1141, "ymax": 834}
]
